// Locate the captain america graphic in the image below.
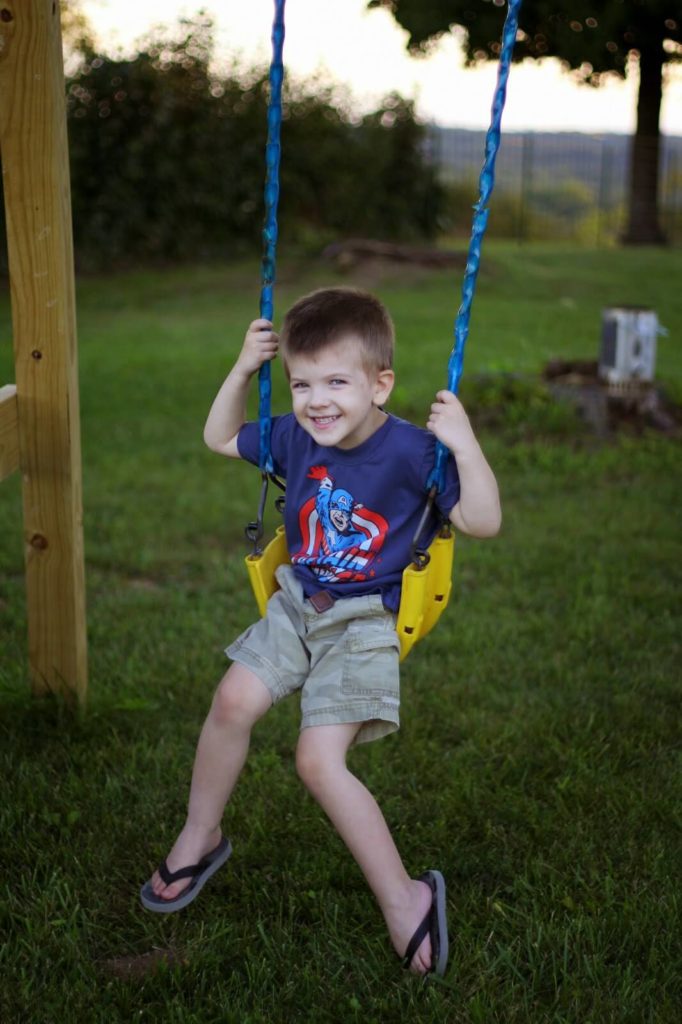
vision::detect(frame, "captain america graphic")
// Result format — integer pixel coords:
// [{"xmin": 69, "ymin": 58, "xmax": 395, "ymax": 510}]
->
[{"xmin": 291, "ymin": 466, "xmax": 389, "ymax": 583}]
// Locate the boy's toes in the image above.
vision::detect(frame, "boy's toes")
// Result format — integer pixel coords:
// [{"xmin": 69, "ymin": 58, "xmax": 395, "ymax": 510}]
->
[
  {"xmin": 408, "ymin": 955, "xmax": 425, "ymax": 975},
  {"xmin": 407, "ymin": 939, "xmax": 432, "ymax": 975},
  {"xmin": 151, "ymin": 872, "xmax": 188, "ymax": 901},
  {"xmin": 160, "ymin": 882, "xmax": 185, "ymax": 901},
  {"xmin": 151, "ymin": 871, "xmax": 167, "ymax": 897}
]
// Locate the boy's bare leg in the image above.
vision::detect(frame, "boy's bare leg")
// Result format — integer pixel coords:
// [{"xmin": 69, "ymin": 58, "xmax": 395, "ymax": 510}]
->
[
  {"xmin": 150, "ymin": 662, "xmax": 272, "ymax": 901},
  {"xmin": 295, "ymin": 723, "xmax": 435, "ymax": 975}
]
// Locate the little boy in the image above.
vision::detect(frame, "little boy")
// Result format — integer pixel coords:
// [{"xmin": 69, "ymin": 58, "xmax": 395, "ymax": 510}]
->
[{"xmin": 140, "ymin": 287, "xmax": 501, "ymax": 977}]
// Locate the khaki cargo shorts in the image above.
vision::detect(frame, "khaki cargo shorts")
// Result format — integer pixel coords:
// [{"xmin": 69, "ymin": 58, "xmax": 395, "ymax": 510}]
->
[{"xmin": 226, "ymin": 565, "xmax": 400, "ymax": 745}]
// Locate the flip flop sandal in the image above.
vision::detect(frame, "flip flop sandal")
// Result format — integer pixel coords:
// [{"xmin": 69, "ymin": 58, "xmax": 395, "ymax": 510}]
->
[
  {"xmin": 402, "ymin": 869, "xmax": 449, "ymax": 977},
  {"xmin": 139, "ymin": 836, "xmax": 233, "ymax": 913}
]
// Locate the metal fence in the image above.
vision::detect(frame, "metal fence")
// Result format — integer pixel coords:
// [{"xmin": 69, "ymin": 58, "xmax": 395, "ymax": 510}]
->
[{"xmin": 424, "ymin": 127, "xmax": 682, "ymax": 246}]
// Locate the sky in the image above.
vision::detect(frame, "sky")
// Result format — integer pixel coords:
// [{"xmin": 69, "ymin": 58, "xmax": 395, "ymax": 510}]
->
[{"xmin": 81, "ymin": 0, "xmax": 682, "ymax": 136}]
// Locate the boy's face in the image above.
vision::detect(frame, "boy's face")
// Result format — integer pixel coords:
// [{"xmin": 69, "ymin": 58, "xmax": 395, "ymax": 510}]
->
[{"xmin": 287, "ymin": 336, "xmax": 394, "ymax": 450}]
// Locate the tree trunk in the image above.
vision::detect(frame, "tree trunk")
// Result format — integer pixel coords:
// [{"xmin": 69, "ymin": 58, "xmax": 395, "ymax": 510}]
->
[{"xmin": 622, "ymin": 33, "xmax": 666, "ymax": 245}]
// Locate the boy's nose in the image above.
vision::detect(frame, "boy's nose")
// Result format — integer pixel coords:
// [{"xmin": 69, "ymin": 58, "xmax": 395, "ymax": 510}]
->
[{"xmin": 308, "ymin": 389, "xmax": 329, "ymax": 408}]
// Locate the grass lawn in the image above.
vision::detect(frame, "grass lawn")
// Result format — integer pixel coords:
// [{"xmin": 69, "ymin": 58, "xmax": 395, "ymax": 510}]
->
[{"xmin": 0, "ymin": 244, "xmax": 680, "ymax": 1023}]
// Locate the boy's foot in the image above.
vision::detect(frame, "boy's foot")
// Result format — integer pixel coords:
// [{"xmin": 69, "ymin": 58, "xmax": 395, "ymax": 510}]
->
[
  {"xmin": 385, "ymin": 877, "xmax": 435, "ymax": 975},
  {"xmin": 140, "ymin": 825, "xmax": 231, "ymax": 913},
  {"xmin": 402, "ymin": 871, "xmax": 449, "ymax": 978}
]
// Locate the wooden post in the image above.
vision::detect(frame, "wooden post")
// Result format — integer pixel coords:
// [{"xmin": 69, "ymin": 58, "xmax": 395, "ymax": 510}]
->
[{"xmin": 0, "ymin": 0, "xmax": 87, "ymax": 701}]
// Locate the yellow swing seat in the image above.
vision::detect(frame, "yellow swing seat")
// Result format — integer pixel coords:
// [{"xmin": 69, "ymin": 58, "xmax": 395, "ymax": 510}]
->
[
  {"xmin": 396, "ymin": 526, "xmax": 455, "ymax": 661},
  {"xmin": 245, "ymin": 524, "xmax": 454, "ymax": 662},
  {"xmin": 245, "ymin": 524, "xmax": 288, "ymax": 619}
]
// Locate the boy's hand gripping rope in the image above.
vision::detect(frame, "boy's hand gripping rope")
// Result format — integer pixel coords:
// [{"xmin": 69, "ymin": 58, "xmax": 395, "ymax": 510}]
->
[{"xmin": 427, "ymin": 0, "xmax": 522, "ymax": 494}]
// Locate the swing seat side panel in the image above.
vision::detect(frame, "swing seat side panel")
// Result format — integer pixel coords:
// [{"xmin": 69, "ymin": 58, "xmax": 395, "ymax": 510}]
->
[
  {"xmin": 245, "ymin": 526, "xmax": 288, "ymax": 618},
  {"xmin": 396, "ymin": 563, "xmax": 428, "ymax": 662},
  {"xmin": 396, "ymin": 531, "xmax": 455, "ymax": 661},
  {"xmin": 420, "ymin": 531, "xmax": 455, "ymax": 638}
]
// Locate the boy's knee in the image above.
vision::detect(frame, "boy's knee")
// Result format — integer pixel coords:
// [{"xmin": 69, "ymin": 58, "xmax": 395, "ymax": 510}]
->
[
  {"xmin": 210, "ymin": 667, "xmax": 271, "ymax": 728},
  {"xmin": 296, "ymin": 735, "xmax": 321, "ymax": 790},
  {"xmin": 295, "ymin": 732, "xmax": 340, "ymax": 792},
  {"xmin": 211, "ymin": 679, "xmax": 247, "ymax": 727}
]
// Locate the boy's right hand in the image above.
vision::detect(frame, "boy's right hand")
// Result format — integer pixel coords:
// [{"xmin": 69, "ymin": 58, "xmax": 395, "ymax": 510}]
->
[{"xmin": 235, "ymin": 319, "xmax": 279, "ymax": 375}]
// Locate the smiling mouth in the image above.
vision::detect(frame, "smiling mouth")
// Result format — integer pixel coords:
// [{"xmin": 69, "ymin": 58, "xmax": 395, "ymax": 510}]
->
[{"xmin": 310, "ymin": 415, "xmax": 340, "ymax": 427}]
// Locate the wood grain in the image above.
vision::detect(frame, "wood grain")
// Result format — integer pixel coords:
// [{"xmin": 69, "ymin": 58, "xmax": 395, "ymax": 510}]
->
[{"xmin": 0, "ymin": 0, "xmax": 87, "ymax": 700}]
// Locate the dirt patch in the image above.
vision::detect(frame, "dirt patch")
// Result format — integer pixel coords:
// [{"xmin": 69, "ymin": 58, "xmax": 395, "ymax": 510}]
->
[
  {"xmin": 126, "ymin": 577, "xmax": 163, "ymax": 592},
  {"xmin": 543, "ymin": 359, "xmax": 681, "ymax": 437},
  {"xmin": 100, "ymin": 946, "xmax": 185, "ymax": 980},
  {"xmin": 319, "ymin": 238, "xmax": 468, "ymax": 287},
  {"xmin": 322, "ymin": 238, "xmax": 466, "ymax": 270}
]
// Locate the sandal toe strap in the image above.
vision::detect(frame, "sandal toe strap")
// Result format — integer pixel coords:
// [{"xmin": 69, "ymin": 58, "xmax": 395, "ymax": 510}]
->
[
  {"xmin": 159, "ymin": 856, "xmax": 208, "ymax": 886},
  {"xmin": 402, "ymin": 911, "xmax": 432, "ymax": 969}
]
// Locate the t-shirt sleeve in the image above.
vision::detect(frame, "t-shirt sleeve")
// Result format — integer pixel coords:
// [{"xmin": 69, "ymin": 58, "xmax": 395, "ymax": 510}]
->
[
  {"xmin": 405, "ymin": 423, "xmax": 460, "ymax": 520},
  {"xmin": 415, "ymin": 428, "xmax": 460, "ymax": 519},
  {"xmin": 236, "ymin": 414, "xmax": 293, "ymax": 478}
]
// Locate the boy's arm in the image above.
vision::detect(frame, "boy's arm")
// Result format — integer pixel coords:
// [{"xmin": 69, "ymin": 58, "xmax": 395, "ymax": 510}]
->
[
  {"xmin": 427, "ymin": 390, "xmax": 501, "ymax": 538},
  {"xmin": 203, "ymin": 319, "xmax": 278, "ymax": 458}
]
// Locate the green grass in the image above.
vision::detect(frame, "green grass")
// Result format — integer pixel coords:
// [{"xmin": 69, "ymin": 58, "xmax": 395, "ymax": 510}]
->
[{"xmin": 1, "ymin": 244, "xmax": 681, "ymax": 1023}]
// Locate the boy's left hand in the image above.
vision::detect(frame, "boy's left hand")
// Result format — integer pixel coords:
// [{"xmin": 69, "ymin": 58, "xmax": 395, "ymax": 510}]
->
[{"xmin": 426, "ymin": 390, "xmax": 476, "ymax": 453}]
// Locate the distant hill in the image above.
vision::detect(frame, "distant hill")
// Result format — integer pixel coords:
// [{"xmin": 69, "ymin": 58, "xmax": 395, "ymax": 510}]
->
[{"xmin": 425, "ymin": 128, "xmax": 682, "ymax": 201}]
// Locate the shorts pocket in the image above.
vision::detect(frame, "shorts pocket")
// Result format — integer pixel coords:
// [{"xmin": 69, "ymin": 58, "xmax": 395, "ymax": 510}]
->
[{"xmin": 341, "ymin": 620, "xmax": 400, "ymax": 699}]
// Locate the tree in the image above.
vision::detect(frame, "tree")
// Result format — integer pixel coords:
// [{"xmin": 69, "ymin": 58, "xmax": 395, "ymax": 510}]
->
[
  {"xmin": 60, "ymin": 0, "xmax": 96, "ymax": 72},
  {"xmin": 56, "ymin": 15, "xmax": 443, "ymax": 269},
  {"xmin": 369, "ymin": 0, "xmax": 682, "ymax": 244}
]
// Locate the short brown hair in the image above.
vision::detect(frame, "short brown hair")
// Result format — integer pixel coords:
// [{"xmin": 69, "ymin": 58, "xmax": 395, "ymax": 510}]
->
[{"xmin": 280, "ymin": 287, "xmax": 394, "ymax": 372}]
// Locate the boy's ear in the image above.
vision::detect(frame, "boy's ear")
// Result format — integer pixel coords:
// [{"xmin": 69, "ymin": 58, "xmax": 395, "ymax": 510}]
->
[{"xmin": 373, "ymin": 368, "xmax": 395, "ymax": 406}]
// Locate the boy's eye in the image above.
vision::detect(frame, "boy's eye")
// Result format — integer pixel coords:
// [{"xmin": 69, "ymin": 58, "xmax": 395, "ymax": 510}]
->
[
  {"xmin": 291, "ymin": 382, "xmax": 308, "ymax": 390},
  {"xmin": 330, "ymin": 378, "xmax": 347, "ymax": 386}
]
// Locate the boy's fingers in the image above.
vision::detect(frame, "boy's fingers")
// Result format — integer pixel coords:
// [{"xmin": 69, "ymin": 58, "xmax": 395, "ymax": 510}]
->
[{"xmin": 247, "ymin": 332, "xmax": 278, "ymax": 346}]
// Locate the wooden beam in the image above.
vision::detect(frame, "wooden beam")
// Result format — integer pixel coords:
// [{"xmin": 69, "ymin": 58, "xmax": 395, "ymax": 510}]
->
[
  {"xmin": 0, "ymin": 1, "xmax": 87, "ymax": 701},
  {"xmin": 0, "ymin": 383, "xmax": 19, "ymax": 481}
]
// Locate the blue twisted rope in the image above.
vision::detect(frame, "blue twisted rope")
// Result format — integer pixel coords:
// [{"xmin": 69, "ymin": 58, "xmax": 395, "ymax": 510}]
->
[
  {"xmin": 257, "ymin": 0, "xmax": 286, "ymax": 475},
  {"xmin": 428, "ymin": 0, "xmax": 522, "ymax": 493}
]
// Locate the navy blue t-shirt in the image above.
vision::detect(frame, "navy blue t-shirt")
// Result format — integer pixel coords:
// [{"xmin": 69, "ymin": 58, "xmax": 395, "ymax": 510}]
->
[{"xmin": 237, "ymin": 413, "xmax": 460, "ymax": 612}]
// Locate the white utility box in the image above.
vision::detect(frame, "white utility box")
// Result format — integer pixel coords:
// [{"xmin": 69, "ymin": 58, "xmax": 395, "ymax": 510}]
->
[{"xmin": 599, "ymin": 307, "xmax": 658, "ymax": 385}]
